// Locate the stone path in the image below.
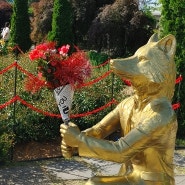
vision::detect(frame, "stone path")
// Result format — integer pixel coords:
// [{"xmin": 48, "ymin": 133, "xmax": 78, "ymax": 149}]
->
[{"xmin": 0, "ymin": 150, "xmax": 185, "ymax": 185}]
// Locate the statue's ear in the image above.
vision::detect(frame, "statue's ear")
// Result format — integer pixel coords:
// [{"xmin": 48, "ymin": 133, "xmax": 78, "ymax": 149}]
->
[
  {"xmin": 157, "ymin": 34, "xmax": 176, "ymax": 58},
  {"xmin": 147, "ymin": 33, "xmax": 159, "ymax": 43}
]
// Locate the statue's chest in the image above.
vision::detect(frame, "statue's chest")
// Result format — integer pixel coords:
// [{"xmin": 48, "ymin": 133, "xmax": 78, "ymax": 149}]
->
[
  {"xmin": 119, "ymin": 98, "xmax": 152, "ymax": 132},
  {"xmin": 129, "ymin": 111, "xmax": 146, "ymax": 128}
]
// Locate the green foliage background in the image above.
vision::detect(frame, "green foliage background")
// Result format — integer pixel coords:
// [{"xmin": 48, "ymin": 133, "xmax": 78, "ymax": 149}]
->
[
  {"xmin": 2, "ymin": 0, "xmax": 185, "ymax": 163},
  {"xmin": 159, "ymin": 0, "xmax": 185, "ymax": 138},
  {"xmin": 0, "ymin": 52, "xmax": 125, "ymax": 162}
]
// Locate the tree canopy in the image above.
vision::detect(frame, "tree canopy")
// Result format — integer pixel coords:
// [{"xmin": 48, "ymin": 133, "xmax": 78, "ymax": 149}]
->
[
  {"xmin": 10, "ymin": 0, "xmax": 32, "ymax": 52},
  {"xmin": 47, "ymin": 0, "xmax": 73, "ymax": 47}
]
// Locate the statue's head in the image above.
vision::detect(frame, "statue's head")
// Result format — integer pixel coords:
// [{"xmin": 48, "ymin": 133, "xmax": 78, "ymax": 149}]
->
[{"xmin": 110, "ymin": 34, "xmax": 177, "ymax": 100}]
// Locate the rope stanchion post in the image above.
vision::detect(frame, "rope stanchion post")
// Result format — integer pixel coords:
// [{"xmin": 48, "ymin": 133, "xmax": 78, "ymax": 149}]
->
[
  {"xmin": 10, "ymin": 45, "xmax": 22, "ymax": 161},
  {"xmin": 11, "ymin": 60, "xmax": 18, "ymax": 161},
  {"xmin": 111, "ymin": 73, "xmax": 114, "ymax": 110},
  {"xmin": 13, "ymin": 61, "xmax": 18, "ymax": 124}
]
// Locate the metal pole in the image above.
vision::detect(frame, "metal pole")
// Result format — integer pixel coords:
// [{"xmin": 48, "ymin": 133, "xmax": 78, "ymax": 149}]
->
[
  {"xmin": 111, "ymin": 73, "xmax": 114, "ymax": 110},
  {"xmin": 13, "ymin": 60, "xmax": 18, "ymax": 127},
  {"xmin": 11, "ymin": 58, "xmax": 18, "ymax": 161}
]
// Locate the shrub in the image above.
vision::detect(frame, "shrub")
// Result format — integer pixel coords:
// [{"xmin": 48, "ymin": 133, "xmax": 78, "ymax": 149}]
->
[
  {"xmin": 10, "ymin": 0, "xmax": 32, "ymax": 52},
  {"xmin": 160, "ymin": 0, "xmax": 185, "ymax": 139},
  {"xmin": 0, "ymin": 121, "xmax": 14, "ymax": 163},
  {"xmin": 0, "ymin": 133, "xmax": 14, "ymax": 163},
  {"xmin": 47, "ymin": 0, "xmax": 73, "ymax": 47},
  {"xmin": 88, "ymin": 50, "xmax": 109, "ymax": 66},
  {"xmin": 0, "ymin": 40, "xmax": 9, "ymax": 55}
]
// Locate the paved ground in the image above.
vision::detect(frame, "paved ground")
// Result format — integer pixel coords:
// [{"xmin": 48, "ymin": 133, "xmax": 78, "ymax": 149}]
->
[{"xmin": 0, "ymin": 149, "xmax": 185, "ymax": 185}]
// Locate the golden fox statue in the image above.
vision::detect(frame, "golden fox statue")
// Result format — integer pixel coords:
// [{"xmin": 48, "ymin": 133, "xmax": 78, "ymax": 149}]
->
[{"xmin": 60, "ymin": 34, "xmax": 178, "ymax": 185}]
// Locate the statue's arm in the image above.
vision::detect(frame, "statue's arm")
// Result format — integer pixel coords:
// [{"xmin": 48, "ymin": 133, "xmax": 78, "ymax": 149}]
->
[
  {"xmin": 60, "ymin": 102, "xmax": 121, "ymax": 158},
  {"xmin": 82, "ymin": 104, "xmax": 121, "ymax": 139},
  {"xmin": 77, "ymin": 112, "xmax": 176, "ymax": 163}
]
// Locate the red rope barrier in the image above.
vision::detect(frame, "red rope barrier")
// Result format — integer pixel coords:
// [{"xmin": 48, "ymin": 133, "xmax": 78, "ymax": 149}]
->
[
  {"xmin": 71, "ymin": 99, "xmax": 118, "ymax": 118},
  {"xmin": 92, "ymin": 60, "xmax": 109, "ymax": 68},
  {"xmin": 0, "ymin": 62, "xmax": 113, "ymax": 89},
  {"xmin": 172, "ymin": 102, "xmax": 180, "ymax": 110},
  {"xmin": 11, "ymin": 45, "xmax": 25, "ymax": 55},
  {"xmin": 176, "ymin": 75, "xmax": 183, "ymax": 84},
  {"xmin": 16, "ymin": 63, "xmax": 35, "ymax": 77},
  {"xmin": 76, "ymin": 70, "xmax": 112, "ymax": 88},
  {"xmin": 0, "ymin": 62, "xmax": 16, "ymax": 74},
  {"xmin": 0, "ymin": 95, "xmax": 118, "ymax": 118},
  {"xmin": 0, "ymin": 96, "xmax": 17, "ymax": 109},
  {"xmin": 16, "ymin": 95, "xmax": 61, "ymax": 118},
  {"xmin": 0, "ymin": 61, "xmax": 182, "ymax": 117}
]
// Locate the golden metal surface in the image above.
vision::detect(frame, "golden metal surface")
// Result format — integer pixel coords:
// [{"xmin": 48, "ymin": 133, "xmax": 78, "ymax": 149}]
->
[{"xmin": 60, "ymin": 34, "xmax": 177, "ymax": 185}]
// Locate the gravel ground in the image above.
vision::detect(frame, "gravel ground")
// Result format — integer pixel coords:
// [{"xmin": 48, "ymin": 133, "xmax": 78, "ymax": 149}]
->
[{"xmin": 0, "ymin": 149, "xmax": 184, "ymax": 185}]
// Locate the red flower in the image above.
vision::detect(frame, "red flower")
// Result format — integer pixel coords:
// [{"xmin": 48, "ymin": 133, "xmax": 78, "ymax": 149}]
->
[
  {"xmin": 58, "ymin": 44, "xmax": 70, "ymax": 56},
  {"xmin": 38, "ymin": 72, "xmax": 43, "ymax": 79},
  {"xmin": 29, "ymin": 42, "xmax": 57, "ymax": 61},
  {"xmin": 29, "ymin": 49, "xmax": 45, "ymax": 61},
  {"xmin": 24, "ymin": 75, "xmax": 46, "ymax": 94},
  {"xmin": 36, "ymin": 42, "xmax": 55, "ymax": 51},
  {"xmin": 25, "ymin": 42, "xmax": 92, "ymax": 93},
  {"xmin": 47, "ymin": 68, "xmax": 52, "ymax": 73}
]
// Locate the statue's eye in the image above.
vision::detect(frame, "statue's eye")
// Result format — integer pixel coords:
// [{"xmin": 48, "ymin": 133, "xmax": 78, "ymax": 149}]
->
[{"xmin": 138, "ymin": 56, "xmax": 148, "ymax": 62}]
